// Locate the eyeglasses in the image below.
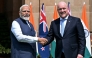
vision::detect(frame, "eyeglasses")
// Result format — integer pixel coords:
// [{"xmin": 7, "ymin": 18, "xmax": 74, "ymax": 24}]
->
[{"xmin": 22, "ymin": 11, "xmax": 30, "ymax": 12}]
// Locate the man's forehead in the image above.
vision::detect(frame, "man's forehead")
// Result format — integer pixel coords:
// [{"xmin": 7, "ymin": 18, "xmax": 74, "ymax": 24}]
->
[
  {"xmin": 22, "ymin": 6, "xmax": 30, "ymax": 10},
  {"xmin": 57, "ymin": 2, "xmax": 67, "ymax": 7}
]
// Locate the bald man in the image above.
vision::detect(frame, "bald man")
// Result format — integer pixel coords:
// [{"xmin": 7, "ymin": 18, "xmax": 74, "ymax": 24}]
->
[{"xmin": 43, "ymin": 1, "xmax": 86, "ymax": 58}]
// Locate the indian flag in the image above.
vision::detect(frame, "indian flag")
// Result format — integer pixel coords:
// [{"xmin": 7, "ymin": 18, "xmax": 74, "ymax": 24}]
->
[
  {"xmin": 29, "ymin": 2, "xmax": 39, "ymax": 57},
  {"xmin": 50, "ymin": 3, "xmax": 58, "ymax": 58},
  {"xmin": 29, "ymin": 2, "xmax": 36, "ymax": 30},
  {"xmin": 81, "ymin": 2, "xmax": 91, "ymax": 58}
]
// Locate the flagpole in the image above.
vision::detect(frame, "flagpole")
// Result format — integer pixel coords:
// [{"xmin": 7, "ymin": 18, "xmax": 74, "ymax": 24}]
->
[
  {"xmin": 36, "ymin": 31, "xmax": 39, "ymax": 55},
  {"xmin": 39, "ymin": 0, "xmax": 40, "ymax": 23},
  {"xmin": 36, "ymin": 0, "xmax": 40, "ymax": 58},
  {"xmin": 38, "ymin": 0, "xmax": 40, "ymax": 54}
]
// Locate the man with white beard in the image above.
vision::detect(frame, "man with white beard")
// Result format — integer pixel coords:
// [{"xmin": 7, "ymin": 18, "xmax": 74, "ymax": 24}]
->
[{"xmin": 10, "ymin": 4, "xmax": 48, "ymax": 58}]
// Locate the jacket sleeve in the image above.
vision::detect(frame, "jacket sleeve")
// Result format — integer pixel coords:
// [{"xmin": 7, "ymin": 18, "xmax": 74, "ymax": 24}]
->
[
  {"xmin": 76, "ymin": 18, "xmax": 86, "ymax": 56},
  {"xmin": 44, "ymin": 21, "xmax": 54, "ymax": 46}
]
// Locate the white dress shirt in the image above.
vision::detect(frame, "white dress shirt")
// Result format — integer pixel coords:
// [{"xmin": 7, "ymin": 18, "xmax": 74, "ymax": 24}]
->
[{"xmin": 11, "ymin": 21, "xmax": 38, "ymax": 43}]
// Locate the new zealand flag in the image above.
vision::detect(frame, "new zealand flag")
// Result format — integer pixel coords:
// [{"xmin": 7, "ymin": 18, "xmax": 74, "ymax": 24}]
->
[{"xmin": 38, "ymin": 3, "xmax": 50, "ymax": 58}]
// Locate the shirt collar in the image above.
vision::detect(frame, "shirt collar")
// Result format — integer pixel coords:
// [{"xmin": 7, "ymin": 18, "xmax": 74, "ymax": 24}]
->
[{"xmin": 60, "ymin": 15, "xmax": 69, "ymax": 21}]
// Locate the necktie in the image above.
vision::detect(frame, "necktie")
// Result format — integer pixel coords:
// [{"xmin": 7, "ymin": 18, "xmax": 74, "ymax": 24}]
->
[
  {"xmin": 61, "ymin": 19, "xmax": 65, "ymax": 36},
  {"xmin": 60, "ymin": 19, "xmax": 66, "ymax": 52}
]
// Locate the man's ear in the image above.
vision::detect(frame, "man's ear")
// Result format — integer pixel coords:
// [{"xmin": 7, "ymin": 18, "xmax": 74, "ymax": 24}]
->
[{"xmin": 19, "ymin": 11, "xmax": 21, "ymax": 16}]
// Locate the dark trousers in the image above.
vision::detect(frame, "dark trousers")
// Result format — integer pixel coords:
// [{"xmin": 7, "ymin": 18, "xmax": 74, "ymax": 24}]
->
[{"xmin": 61, "ymin": 52, "xmax": 65, "ymax": 58}]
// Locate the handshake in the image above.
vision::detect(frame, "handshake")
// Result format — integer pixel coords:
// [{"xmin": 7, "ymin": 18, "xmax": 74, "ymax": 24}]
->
[{"xmin": 38, "ymin": 37, "xmax": 48, "ymax": 45}]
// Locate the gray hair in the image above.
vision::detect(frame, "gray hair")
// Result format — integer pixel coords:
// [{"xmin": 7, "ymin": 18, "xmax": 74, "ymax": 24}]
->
[{"xmin": 19, "ymin": 4, "xmax": 29, "ymax": 12}]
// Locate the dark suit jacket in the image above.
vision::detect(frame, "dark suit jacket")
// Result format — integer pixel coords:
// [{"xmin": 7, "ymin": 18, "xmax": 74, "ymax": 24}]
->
[{"xmin": 45, "ymin": 16, "xmax": 86, "ymax": 58}]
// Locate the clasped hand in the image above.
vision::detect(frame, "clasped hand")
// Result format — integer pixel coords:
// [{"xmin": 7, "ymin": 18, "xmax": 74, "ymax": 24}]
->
[{"xmin": 38, "ymin": 37, "xmax": 48, "ymax": 45}]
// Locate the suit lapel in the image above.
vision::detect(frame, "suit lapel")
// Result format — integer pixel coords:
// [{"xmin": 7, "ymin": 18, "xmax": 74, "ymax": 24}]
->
[
  {"xmin": 56, "ymin": 16, "xmax": 72, "ymax": 37},
  {"xmin": 56, "ymin": 18, "xmax": 62, "ymax": 37},
  {"xmin": 63, "ymin": 16, "xmax": 72, "ymax": 36}
]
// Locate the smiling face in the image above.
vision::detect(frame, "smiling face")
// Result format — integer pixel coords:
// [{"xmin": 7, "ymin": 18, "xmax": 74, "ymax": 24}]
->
[
  {"xmin": 57, "ymin": 2, "xmax": 69, "ymax": 18},
  {"xmin": 19, "ymin": 5, "xmax": 30, "ymax": 20}
]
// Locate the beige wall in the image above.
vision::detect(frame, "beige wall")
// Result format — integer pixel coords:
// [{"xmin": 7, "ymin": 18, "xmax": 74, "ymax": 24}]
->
[
  {"xmin": 89, "ymin": 0, "xmax": 92, "ymax": 32},
  {"xmin": 17, "ymin": 0, "xmax": 91, "ymax": 32}
]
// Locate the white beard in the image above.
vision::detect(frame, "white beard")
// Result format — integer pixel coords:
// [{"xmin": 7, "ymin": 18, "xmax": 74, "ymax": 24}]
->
[
  {"xmin": 20, "ymin": 14, "xmax": 29, "ymax": 21},
  {"xmin": 21, "ymin": 16, "xmax": 29, "ymax": 21}
]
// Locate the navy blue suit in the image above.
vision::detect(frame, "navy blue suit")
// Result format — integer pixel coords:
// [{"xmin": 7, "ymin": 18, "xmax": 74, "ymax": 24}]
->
[
  {"xmin": 45, "ymin": 16, "xmax": 86, "ymax": 58},
  {"xmin": 10, "ymin": 18, "xmax": 36, "ymax": 58}
]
